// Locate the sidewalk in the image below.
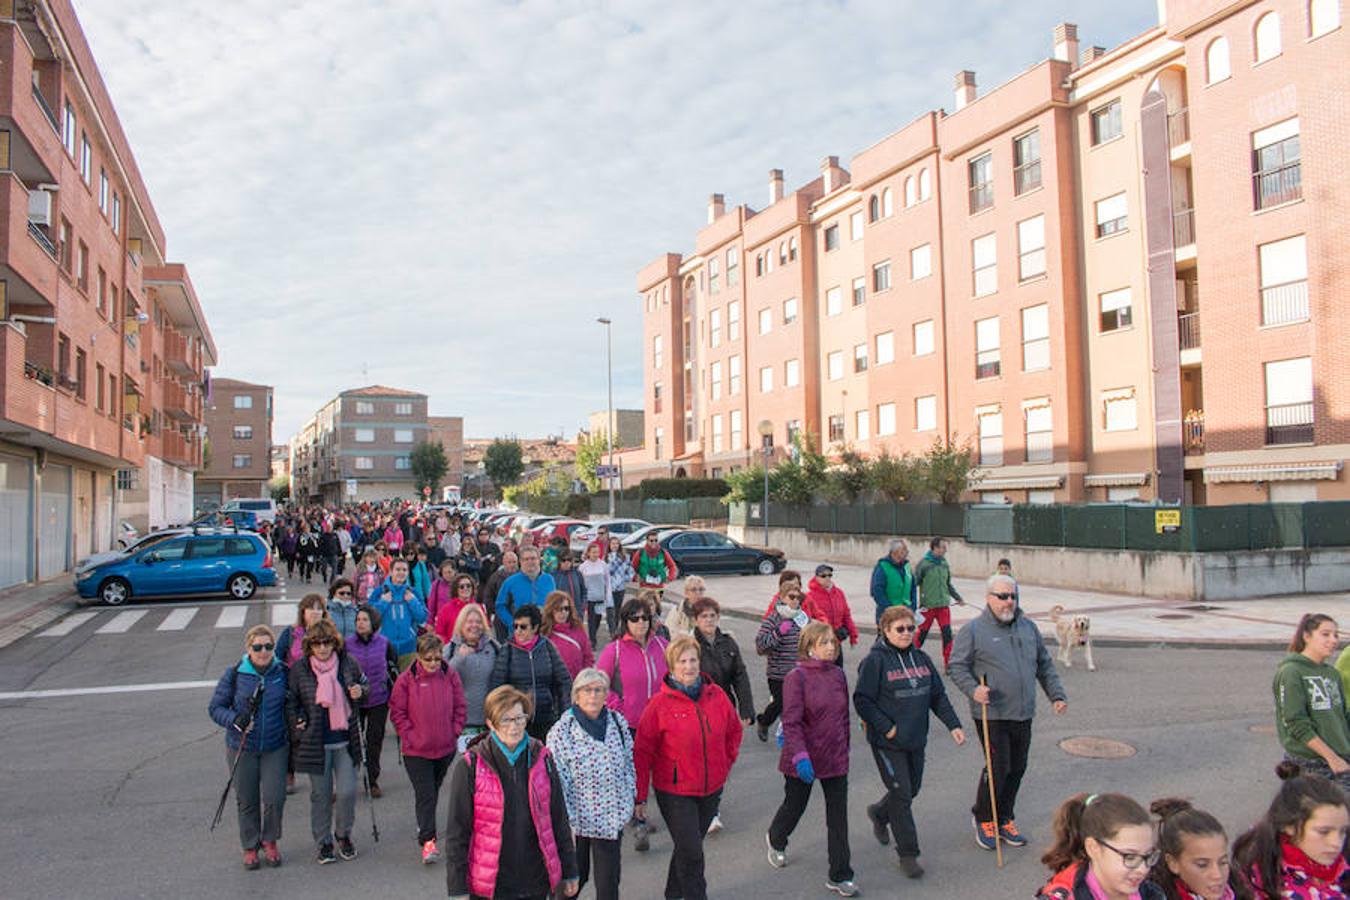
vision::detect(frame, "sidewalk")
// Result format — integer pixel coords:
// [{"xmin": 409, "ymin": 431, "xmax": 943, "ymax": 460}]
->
[
  {"xmin": 0, "ymin": 576, "xmax": 83, "ymax": 651},
  {"xmin": 669, "ymin": 558, "xmax": 1350, "ymax": 649}
]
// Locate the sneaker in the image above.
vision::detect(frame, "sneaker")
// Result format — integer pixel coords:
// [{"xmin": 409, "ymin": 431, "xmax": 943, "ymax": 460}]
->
[
  {"xmin": 634, "ymin": 824, "xmax": 650, "ymax": 853},
  {"xmin": 706, "ymin": 814, "xmax": 724, "ymax": 835},
  {"xmin": 261, "ymin": 841, "xmax": 282, "ymax": 867},
  {"xmin": 242, "ymin": 848, "xmax": 260, "ymax": 870},
  {"xmin": 421, "ymin": 839, "xmax": 440, "ymax": 864},
  {"xmin": 973, "ymin": 818, "xmax": 999, "ymax": 851},
  {"xmin": 756, "ymin": 722, "xmax": 768, "ymax": 742},
  {"xmin": 766, "ymin": 834, "xmax": 787, "ymax": 869},
  {"xmin": 285, "ymin": 773, "xmax": 297, "ymax": 795},
  {"xmin": 866, "ymin": 804, "xmax": 889, "ymax": 846},
  {"xmin": 999, "ymin": 820, "xmax": 1028, "ymax": 847},
  {"xmin": 317, "ymin": 842, "xmax": 337, "ymax": 865},
  {"xmin": 897, "ymin": 855, "xmax": 924, "ymax": 879},
  {"xmin": 826, "ymin": 879, "xmax": 859, "ymax": 897},
  {"xmin": 336, "ymin": 835, "xmax": 357, "ymax": 860}
]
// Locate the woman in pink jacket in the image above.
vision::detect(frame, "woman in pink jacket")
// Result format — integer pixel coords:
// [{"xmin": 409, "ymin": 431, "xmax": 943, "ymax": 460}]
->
[
  {"xmin": 389, "ymin": 632, "xmax": 467, "ymax": 865},
  {"xmin": 542, "ymin": 590, "xmax": 595, "ymax": 678}
]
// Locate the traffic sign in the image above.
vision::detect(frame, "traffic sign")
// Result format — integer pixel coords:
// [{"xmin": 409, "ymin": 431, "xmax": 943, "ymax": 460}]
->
[{"xmin": 596, "ymin": 465, "xmax": 619, "ymax": 478}]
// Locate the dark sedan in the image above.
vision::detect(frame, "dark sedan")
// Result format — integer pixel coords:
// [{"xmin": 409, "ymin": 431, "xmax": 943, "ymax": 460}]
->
[{"xmin": 660, "ymin": 529, "xmax": 786, "ymax": 577}]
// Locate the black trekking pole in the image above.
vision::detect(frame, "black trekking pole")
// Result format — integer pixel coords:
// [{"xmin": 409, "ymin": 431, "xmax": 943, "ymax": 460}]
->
[
  {"xmin": 211, "ymin": 678, "xmax": 265, "ymax": 831},
  {"xmin": 356, "ymin": 714, "xmax": 380, "ymax": 842}
]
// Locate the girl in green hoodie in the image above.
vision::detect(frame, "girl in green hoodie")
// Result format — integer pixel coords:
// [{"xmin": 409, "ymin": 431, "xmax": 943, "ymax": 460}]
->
[{"xmin": 1273, "ymin": 613, "xmax": 1350, "ymax": 793}]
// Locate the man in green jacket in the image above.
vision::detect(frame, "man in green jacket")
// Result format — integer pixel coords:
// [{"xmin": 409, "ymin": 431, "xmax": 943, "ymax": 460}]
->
[{"xmin": 914, "ymin": 537, "xmax": 964, "ymax": 670}]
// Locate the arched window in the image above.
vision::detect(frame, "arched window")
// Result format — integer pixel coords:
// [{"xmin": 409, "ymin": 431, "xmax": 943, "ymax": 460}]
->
[
  {"xmin": 788, "ymin": 237, "xmax": 797, "ymax": 261},
  {"xmin": 882, "ymin": 187, "xmax": 894, "ymax": 217},
  {"xmin": 755, "ymin": 254, "xmax": 764, "ymax": 277},
  {"xmin": 1254, "ymin": 12, "xmax": 1282, "ymax": 61},
  {"xmin": 1310, "ymin": 0, "xmax": 1340, "ymax": 36},
  {"xmin": 779, "ymin": 241, "xmax": 787, "ymax": 265},
  {"xmin": 868, "ymin": 194, "xmax": 880, "ymax": 222},
  {"xmin": 1205, "ymin": 36, "xmax": 1231, "ymax": 83},
  {"xmin": 918, "ymin": 168, "xmax": 931, "ymax": 201},
  {"xmin": 904, "ymin": 176, "xmax": 917, "ymax": 207}
]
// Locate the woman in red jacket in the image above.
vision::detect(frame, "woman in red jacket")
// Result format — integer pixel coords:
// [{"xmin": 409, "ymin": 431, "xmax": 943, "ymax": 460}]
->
[
  {"xmin": 389, "ymin": 632, "xmax": 467, "ymax": 865},
  {"xmin": 634, "ymin": 636, "xmax": 743, "ymax": 900}
]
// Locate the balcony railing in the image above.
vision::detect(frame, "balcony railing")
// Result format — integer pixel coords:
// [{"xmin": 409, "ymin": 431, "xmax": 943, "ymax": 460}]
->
[
  {"xmin": 1266, "ymin": 402, "xmax": 1314, "ymax": 446},
  {"xmin": 1261, "ymin": 280, "xmax": 1309, "ymax": 326},
  {"xmin": 1178, "ymin": 312, "xmax": 1201, "ymax": 350},
  {"xmin": 1184, "ymin": 409, "xmax": 1205, "ymax": 452},
  {"xmin": 1167, "ymin": 107, "xmax": 1190, "ymax": 147},
  {"xmin": 30, "ymin": 82, "xmax": 60, "ymax": 135},
  {"xmin": 1173, "ymin": 208, "xmax": 1195, "ymax": 248},
  {"xmin": 1014, "ymin": 160, "xmax": 1042, "ymax": 195},
  {"xmin": 27, "ymin": 222, "xmax": 56, "ymax": 258},
  {"xmin": 1254, "ymin": 162, "xmax": 1301, "ymax": 209}
]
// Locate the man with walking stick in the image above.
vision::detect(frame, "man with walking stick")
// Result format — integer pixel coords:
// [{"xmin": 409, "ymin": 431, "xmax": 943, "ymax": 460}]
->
[{"xmin": 948, "ymin": 574, "xmax": 1067, "ymax": 855}]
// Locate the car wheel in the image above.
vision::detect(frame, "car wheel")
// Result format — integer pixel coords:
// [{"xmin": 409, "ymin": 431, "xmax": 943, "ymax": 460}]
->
[
  {"xmin": 229, "ymin": 573, "xmax": 258, "ymax": 600},
  {"xmin": 756, "ymin": 557, "xmax": 777, "ymax": 576},
  {"xmin": 100, "ymin": 577, "xmax": 132, "ymax": 606}
]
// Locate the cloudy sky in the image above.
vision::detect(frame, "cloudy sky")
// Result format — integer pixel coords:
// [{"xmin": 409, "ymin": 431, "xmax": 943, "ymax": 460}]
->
[{"xmin": 77, "ymin": 0, "xmax": 1157, "ymax": 443}]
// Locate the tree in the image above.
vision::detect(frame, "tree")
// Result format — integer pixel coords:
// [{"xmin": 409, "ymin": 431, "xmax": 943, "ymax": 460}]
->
[
  {"xmin": 410, "ymin": 441, "xmax": 449, "ymax": 497},
  {"xmin": 574, "ymin": 430, "xmax": 608, "ymax": 493},
  {"xmin": 869, "ymin": 450, "xmax": 926, "ymax": 502},
  {"xmin": 269, "ymin": 476, "xmax": 290, "ymax": 503},
  {"xmin": 922, "ymin": 435, "xmax": 982, "ymax": 503},
  {"xmin": 483, "ymin": 438, "xmax": 524, "ymax": 487},
  {"xmin": 824, "ymin": 449, "xmax": 872, "ymax": 502}
]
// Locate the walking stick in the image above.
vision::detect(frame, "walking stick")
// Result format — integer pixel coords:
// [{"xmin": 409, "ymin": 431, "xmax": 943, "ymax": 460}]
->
[
  {"xmin": 979, "ymin": 674, "xmax": 1003, "ymax": 867},
  {"xmin": 211, "ymin": 678, "xmax": 265, "ymax": 831},
  {"xmin": 357, "ymin": 713, "xmax": 380, "ymax": 842}
]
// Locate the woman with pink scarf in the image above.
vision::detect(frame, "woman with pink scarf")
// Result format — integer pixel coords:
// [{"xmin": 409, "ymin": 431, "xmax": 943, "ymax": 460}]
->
[{"xmin": 286, "ymin": 618, "xmax": 369, "ymax": 865}]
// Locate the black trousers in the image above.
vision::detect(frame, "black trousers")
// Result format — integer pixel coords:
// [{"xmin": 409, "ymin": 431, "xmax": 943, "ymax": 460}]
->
[
  {"xmin": 608, "ymin": 592, "xmax": 623, "ymax": 636},
  {"xmin": 299, "ymin": 556, "xmax": 315, "ymax": 580},
  {"xmin": 575, "ymin": 832, "xmax": 623, "ymax": 900},
  {"xmin": 973, "ymin": 718, "xmax": 1033, "ymax": 824},
  {"xmin": 768, "ymin": 774, "xmax": 853, "ymax": 883},
  {"xmin": 319, "ymin": 554, "xmax": 340, "ymax": 582},
  {"xmin": 359, "ymin": 704, "xmax": 388, "ymax": 786},
  {"xmin": 404, "ymin": 752, "xmax": 453, "ymax": 844},
  {"xmin": 655, "ymin": 789, "xmax": 721, "ymax": 900},
  {"xmin": 758, "ymin": 678, "xmax": 785, "ymax": 729},
  {"xmin": 586, "ymin": 605, "xmax": 604, "ymax": 648},
  {"xmin": 869, "ymin": 745, "xmax": 925, "ymax": 857}
]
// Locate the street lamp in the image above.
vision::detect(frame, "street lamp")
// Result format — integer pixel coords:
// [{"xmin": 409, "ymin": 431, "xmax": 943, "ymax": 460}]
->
[
  {"xmin": 757, "ymin": 419, "xmax": 774, "ymax": 546},
  {"xmin": 597, "ymin": 317, "xmax": 615, "ymax": 517}
]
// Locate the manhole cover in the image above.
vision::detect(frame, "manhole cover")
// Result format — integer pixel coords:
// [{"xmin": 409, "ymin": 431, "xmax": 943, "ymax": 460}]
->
[
  {"xmin": 1155, "ymin": 613, "xmax": 1194, "ymax": 620},
  {"xmin": 1059, "ymin": 736, "xmax": 1137, "ymax": 759},
  {"xmin": 1249, "ymin": 724, "xmax": 1276, "ymax": 735}
]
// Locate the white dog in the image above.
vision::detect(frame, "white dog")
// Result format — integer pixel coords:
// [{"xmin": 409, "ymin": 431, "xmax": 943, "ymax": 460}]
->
[{"xmin": 1049, "ymin": 605, "xmax": 1095, "ymax": 671}]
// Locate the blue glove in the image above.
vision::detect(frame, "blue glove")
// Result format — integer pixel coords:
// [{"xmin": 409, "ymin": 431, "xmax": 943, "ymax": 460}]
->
[{"xmin": 795, "ymin": 757, "xmax": 815, "ymax": 784}]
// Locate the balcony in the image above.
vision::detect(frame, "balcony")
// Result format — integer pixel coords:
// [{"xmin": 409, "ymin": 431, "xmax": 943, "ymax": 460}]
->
[
  {"xmin": 1173, "ymin": 208, "xmax": 1196, "ymax": 268},
  {"xmin": 29, "ymin": 81, "xmax": 59, "ymax": 135},
  {"xmin": 161, "ymin": 428, "xmax": 201, "ymax": 467},
  {"xmin": 1261, "ymin": 280, "xmax": 1309, "ymax": 326},
  {"xmin": 1167, "ymin": 108, "xmax": 1191, "ymax": 161},
  {"xmin": 1178, "ymin": 312, "xmax": 1201, "ymax": 350},
  {"xmin": 1254, "ymin": 162, "xmax": 1301, "ymax": 210},
  {"xmin": 1183, "ymin": 409, "xmax": 1204, "ymax": 453},
  {"xmin": 1266, "ymin": 402, "xmax": 1314, "ymax": 446},
  {"xmin": 164, "ymin": 330, "xmax": 199, "ymax": 377},
  {"xmin": 163, "ymin": 380, "xmax": 201, "ymax": 421}
]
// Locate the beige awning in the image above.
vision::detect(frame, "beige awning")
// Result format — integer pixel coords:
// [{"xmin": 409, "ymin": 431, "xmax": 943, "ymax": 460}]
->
[
  {"xmin": 974, "ymin": 475, "xmax": 1063, "ymax": 490},
  {"xmin": 1204, "ymin": 462, "xmax": 1343, "ymax": 483},
  {"xmin": 1084, "ymin": 472, "xmax": 1151, "ymax": 487}
]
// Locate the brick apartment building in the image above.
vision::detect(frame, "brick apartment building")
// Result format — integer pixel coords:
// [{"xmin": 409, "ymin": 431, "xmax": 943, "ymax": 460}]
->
[
  {"xmin": 290, "ymin": 386, "xmax": 430, "ymax": 504},
  {"xmin": 427, "ymin": 415, "xmax": 465, "ymax": 491},
  {"xmin": 0, "ymin": 0, "xmax": 215, "ymax": 587},
  {"xmin": 196, "ymin": 377, "xmax": 273, "ymax": 509},
  {"xmin": 622, "ymin": 0, "xmax": 1347, "ymax": 506}
]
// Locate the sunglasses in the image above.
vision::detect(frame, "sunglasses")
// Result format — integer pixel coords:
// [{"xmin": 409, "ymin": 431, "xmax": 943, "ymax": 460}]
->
[
  {"xmin": 626, "ymin": 614, "xmax": 652, "ymax": 622},
  {"xmin": 418, "ymin": 655, "xmax": 440, "ymax": 665},
  {"xmin": 250, "ymin": 642, "xmax": 275, "ymax": 652},
  {"xmin": 990, "ymin": 592, "xmax": 1016, "ymax": 601},
  {"xmin": 890, "ymin": 625, "xmax": 916, "ymax": 634},
  {"xmin": 514, "ymin": 623, "xmax": 535, "ymax": 631},
  {"xmin": 310, "ymin": 639, "xmax": 335, "ymax": 648},
  {"xmin": 556, "ymin": 605, "xmax": 571, "ymax": 612},
  {"xmin": 334, "ymin": 589, "xmax": 352, "ymax": 596}
]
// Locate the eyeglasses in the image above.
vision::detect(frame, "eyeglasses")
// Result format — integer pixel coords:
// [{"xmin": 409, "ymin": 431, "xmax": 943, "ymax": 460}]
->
[
  {"xmin": 1097, "ymin": 839, "xmax": 1160, "ymax": 870},
  {"xmin": 514, "ymin": 623, "xmax": 535, "ymax": 632},
  {"xmin": 556, "ymin": 605, "xmax": 571, "ymax": 612},
  {"xmin": 626, "ymin": 614, "xmax": 652, "ymax": 622},
  {"xmin": 250, "ymin": 642, "xmax": 275, "ymax": 652},
  {"xmin": 890, "ymin": 625, "xmax": 916, "ymax": 634},
  {"xmin": 499, "ymin": 714, "xmax": 529, "ymax": 727},
  {"xmin": 310, "ymin": 639, "xmax": 335, "ymax": 648},
  {"xmin": 990, "ymin": 592, "xmax": 1016, "ymax": 601}
]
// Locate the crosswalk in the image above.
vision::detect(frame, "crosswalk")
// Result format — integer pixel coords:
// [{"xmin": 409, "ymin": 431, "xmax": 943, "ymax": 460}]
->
[{"xmin": 38, "ymin": 603, "xmax": 295, "ymax": 639}]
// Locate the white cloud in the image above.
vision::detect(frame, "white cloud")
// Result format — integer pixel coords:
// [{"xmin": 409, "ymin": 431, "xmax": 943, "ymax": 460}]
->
[{"xmin": 74, "ymin": 0, "xmax": 1155, "ymax": 441}]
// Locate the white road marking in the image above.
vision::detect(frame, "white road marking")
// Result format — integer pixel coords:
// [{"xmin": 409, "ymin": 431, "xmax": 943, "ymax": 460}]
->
[
  {"xmin": 215, "ymin": 606, "xmax": 248, "ymax": 629},
  {"xmin": 0, "ymin": 680, "xmax": 217, "ymax": 701},
  {"xmin": 156, "ymin": 608, "xmax": 198, "ymax": 631},
  {"xmin": 96, "ymin": 610, "xmax": 147, "ymax": 634},
  {"xmin": 270, "ymin": 604, "xmax": 296, "ymax": 626},
  {"xmin": 38, "ymin": 611, "xmax": 99, "ymax": 637}
]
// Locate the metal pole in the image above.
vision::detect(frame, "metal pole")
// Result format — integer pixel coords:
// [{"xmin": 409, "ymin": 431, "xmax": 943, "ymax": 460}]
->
[
  {"xmin": 598, "ymin": 317, "xmax": 615, "ymax": 518},
  {"xmin": 763, "ymin": 440, "xmax": 770, "ymax": 547}
]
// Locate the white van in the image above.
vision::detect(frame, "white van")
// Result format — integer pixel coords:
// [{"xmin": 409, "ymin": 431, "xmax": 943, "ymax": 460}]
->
[{"xmin": 221, "ymin": 498, "xmax": 278, "ymax": 523}]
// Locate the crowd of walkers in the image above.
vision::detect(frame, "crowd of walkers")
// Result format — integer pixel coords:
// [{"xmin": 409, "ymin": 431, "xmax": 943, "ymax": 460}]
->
[{"xmin": 209, "ymin": 500, "xmax": 1350, "ymax": 899}]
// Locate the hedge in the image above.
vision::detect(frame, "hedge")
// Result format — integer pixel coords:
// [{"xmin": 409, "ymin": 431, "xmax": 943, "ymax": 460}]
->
[{"xmin": 625, "ymin": 478, "xmax": 729, "ymax": 500}]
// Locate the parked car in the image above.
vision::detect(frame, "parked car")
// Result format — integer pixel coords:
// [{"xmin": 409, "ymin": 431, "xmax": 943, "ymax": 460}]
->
[
  {"xmin": 569, "ymin": 519, "xmax": 651, "ymax": 552},
  {"xmin": 116, "ymin": 520, "xmax": 139, "ymax": 549},
  {"xmin": 620, "ymin": 524, "xmax": 687, "ymax": 552},
  {"xmin": 220, "ymin": 498, "xmax": 278, "ymax": 524},
  {"xmin": 75, "ymin": 530, "xmax": 277, "ymax": 606},
  {"xmin": 531, "ymin": 519, "xmax": 588, "ymax": 546},
  {"xmin": 659, "ymin": 529, "xmax": 786, "ymax": 577},
  {"xmin": 189, "ymin": 509, "xmax": 259, "ymax": 531},
  {"xmin": 76, "ymin": 528, "xmax": 189, "ymax": 576}
]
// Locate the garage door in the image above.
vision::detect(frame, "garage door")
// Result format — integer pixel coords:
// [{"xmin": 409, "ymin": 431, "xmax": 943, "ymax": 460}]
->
[
  {"xmin": 0, "ymin": 453, "xmax": 32, "ymax": 588},
  {"xmin": 39, "ymin": 464, "xmax": 71, "ymax": 578}
]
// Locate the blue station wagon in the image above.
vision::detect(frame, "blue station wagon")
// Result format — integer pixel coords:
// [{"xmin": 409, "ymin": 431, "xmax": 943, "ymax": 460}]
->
[{"xmin": 75, "ymin": 531, "xmax": 276, "ymax": 606}]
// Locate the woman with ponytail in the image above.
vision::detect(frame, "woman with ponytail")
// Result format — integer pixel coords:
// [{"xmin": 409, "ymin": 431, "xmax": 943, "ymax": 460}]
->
[
  {"xmin": 1232, "ymin": 761, "xmax": 1350, "ymax": 899},
  {"xmin": 1274, "ymin": 614, "xmax": 1350, "ymax": 793},
  {"xmin": 1037, "ymin": 792, "xmax": 1165, "ymax": 900},
  {"xmin": 1147, "ymin": 798, "xmax": 1249, "ymax": 900}
]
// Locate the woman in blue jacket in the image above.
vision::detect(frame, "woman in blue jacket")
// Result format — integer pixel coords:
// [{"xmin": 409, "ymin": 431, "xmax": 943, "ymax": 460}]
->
[
  {"xmin": 208, "ymin": 624, "xmax": 290, "ymax": 869},
  {"xmin": 370, "ymin": 557, "xmax": 428, "ymax": 671}
]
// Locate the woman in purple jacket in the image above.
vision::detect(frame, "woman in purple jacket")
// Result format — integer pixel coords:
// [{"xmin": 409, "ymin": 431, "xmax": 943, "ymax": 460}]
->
[
  {"xmin": 345, "ymin": 606, "xmax": 397, "ymax": 797},
  {"xmin": 765, "ymin": 621, "xmax": 858, "ymax": 898}
]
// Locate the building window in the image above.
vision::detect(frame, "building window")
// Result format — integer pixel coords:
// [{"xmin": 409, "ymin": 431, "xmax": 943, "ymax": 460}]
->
[
  {"xmin": 1021, "ymin": 304, "xmax": 1050, "ymax": 371},
  {"xmin": 394, "ymin": 429, "xmax": 414, "ymax": 443},
  {"xmin": 652, "ymin": 335, "xmax": 663, "ymax": 369},
  {"xmin": 968, "ymin": 152, "xmax": 993, "ymax": 213},
  {"xmin": 1013, "ymin": 129, "xmax": 1041, "ymax": 195},
  {"xmin": 915, "ymin": 396, "xmax": 937, "ymax": 432},
  {"xmin": 652, "ymin": 427, "xmax": 664, "ymax": 460},
  {"xmin": 395, "ymin": 401, "xmax": 413, "ymax": 415},
  {"xmin": 782, "ymin": 297, "xmax": 798, "ymax": 324},
  {"xmin": 778, "ymin": 241, "xmax": 788, "ymax": 265},
  {"xmin": 919, "ymin": 168, "xmax": 931, "ymax": 201},
  {"xmin": 854, "ymin": 343, "xmax": 869, "ymax": 373},
  {"xmin": 712, "ymin": 414, "xmax": 724, "ymax": 453},
  {"xmin": 978, "ymin": 410, "xmax": 1004, "ymax": 465},
  {"xmin": 77, "ymin": 242, "xmax": 89, "ymax": 291},
  {"xmin": 823, "ymin": 224, "xmax": 839, "ymax": 251},
  {"xmin": 972, "ymin": 233, "xmax": 997, "ymax": 297},
  {"xmin": 685, "ymin": 410, "xmax": 696, "ymax": 443},
  {"xmin": 758, "ymin": 308, "xmax": 772, "ymax": 335},
  {"xmin": 877, "ymin": 402, "xmax": 897, "ymax": 436},
  {"xmin": 1206, "ymin": 36, "xmax": 1231, "ymax": 83},
  {"xmin": 653, "ymin": 382, "xmax": 663, "ymax": 413},
  {"xmin": 868, "ymin": 194, "xmax": 881, "ymax": 222},
  {"xmin": 788, "ymin": 237, "xmax": 797, "ymax": 261},
  {"xmin": 96, "ymin": 363, "xmax": 106, "ymax": 411},
  {"xmin": 1254, "ymin": 11, "xmax": 1282, "ymax": 61},
  {"xmin": 1103, "ymin": 391, "xmax": 1138, "ymax": 432},
  {"xmin": 828, "ymin": 351, "xmax": 844, "ymax": 381},
  {"xmin": 1100, "ymin": 288, "xmax": 1133, "ymax": 332},
  {"xmin": 976, "ymin": 317, "xmax": 1001, "ymax": 379},
  {"xmin": 1091, "ymin": 100, "xmax": 1123, "ymax": 145},
  {"xmin": 786, "ymin": 420, "xmax": 802, "ymax": 448},
  {"xmin": 850, "ymin": 210, "xmax": 864, "ymax": 241},
  {"xmin": 872, "ymin": 260, "xmax": 891, "ymax": 293},
  {"xmin": 851, "ymin": 277, "xmax": 865, "ymax": 307},
  {"xmin": 828, "ymin": 414, "xmax": 845, "ymax": 443},
  {"xmin": 59, "ymin": 218, "xmax": 71, "ymax": 272},
  {"xmin": 99, "ymin": 169, "xmax": 108, "ymax": 214},
  {"xmin": 910, "ymin": 244, "xmax": 932, "ymax": 280},
  {"xmin": 755, "ymin": 254, "xmax": 764, "ymax": 277},
  {"xmin": 728, "ymin": 301, "xmax": 741, "ymax": 339},
  {"xmin": 355, "ymin": 456, "xmax": 374, "ymax": 470},
  {"xmin": 904, "ymin": 176, "xmax": 917, "ymax": 207},
  {"xmin": 876, "ymin": 331, "xmax": 895, "ymax": 366},
  {"xmin": 233, "ymin": 425, "xmax": 253, "ymax": 440},
  {"xmin": 1094, "ymin": 194, "xmax": 1128, "ymax": 238},
  {"xmin": 354, "ymin": 428, "xmax": 376, "ymax": 443},
  {"xmin": 1265, "ymin": 357, "xmax": 1313, "ymax": 444},
  {"xmin": 395, "ymin": 456, "xmax": 412, "ymax": 470},
  {"xmin": 1028, "ymin": 489, "xmax": 1057, "ymax": 505},
  {"xmin": 1253, "ymin": 118, "xmax": 1301, "ymax": 209},
  {"xmin": 730, "ymin": 411, "xmax": 743, "ymax": 449},
  {"xmin": 883, "ymin": 187, "xmax": 894, "ymax": 217},
  {"xmin": 856, "ymin": 409, "xmax": 871, "ymax": 441},
  {"xmin": 74, "ymin": 348, "xmax": 86, "ymax": 399},
  {"xmin": 232, "ymin": 454, "xmax": 252, "ymax": 469},
  {"xmin": 62, "ymin": 100, "xmax": 76, "ymax": 156},
  {"xmin": 709, "ymin": 361, "xmax": 722, "ymax": 401},
  {"xmin": 759, "ymin": 366, "xmax": 773, "ymax": 393},
  {"xmin": 708, "ymin": 257, "xmax": 720, "ymax": 293},
  {"xmin": 1310, "ymin": 0, "xmax": 1340, "ymax": 36},
  {"xmin": 729, "ymin": 355, "xmax": 742, "ymax": 394},
  {"xmin": 784, "ymin": 358, "xmax": 800, "ymax": 388},
  {"xmin": 1017, "ymin": 215, "xmax": 1046, "ymax": 279},
  {"xmin": 1259, "ymin": 235, "xmax": 1309, "ymax": 325},
  {"xmin": 111, "ymin": 194, "xmax": 120, "ymax": 235},
  {"xmin": 1025, "ymin": 404, "xmax": 1053, "ymax": 462},
  {"xmin": 234, "ymin": 395, "xmax": 254, "ymax": 410},
  {"xmin": 97, "ymin": 268, "xmax": 107, "ymax": 315},
  {"xmin": 825, "ymin": 286, "xmax": 842, "ymax": 317},
  {"xmin": 913, "ymin": 320, "xmax": 935, "ymax": 356},
  {"xmin": 726, "ymin": 248, "xmax": 739, "ymax": 286},
  {"xmin": 710, "ymin": 308, "xmax": 722, "ymax": 347},
  {"xmin": 80, "ymin": 134, "xmax": 91, "ymax": 184}
]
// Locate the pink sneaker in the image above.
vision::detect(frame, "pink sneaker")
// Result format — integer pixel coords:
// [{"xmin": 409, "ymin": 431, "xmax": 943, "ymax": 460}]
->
[{"xmin": 421, "ymin": 839, "xmax": 440, "ymax": 864}]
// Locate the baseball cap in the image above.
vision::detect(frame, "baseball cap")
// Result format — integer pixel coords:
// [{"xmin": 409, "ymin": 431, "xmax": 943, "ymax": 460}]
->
[{"xmin": 815, "ymin": 564, "xmax": 834, "ymax": 577}]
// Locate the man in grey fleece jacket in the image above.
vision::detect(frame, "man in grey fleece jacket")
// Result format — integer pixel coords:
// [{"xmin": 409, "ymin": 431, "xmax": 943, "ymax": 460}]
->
[{"xmin": 948, "ymin": 573, "xmax": 1067, "ymax": 852}]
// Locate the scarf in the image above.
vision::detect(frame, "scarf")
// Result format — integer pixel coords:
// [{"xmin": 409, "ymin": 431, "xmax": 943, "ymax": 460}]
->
[
  {"xmin": 1176, "ymin": 883, "xmax": 1235, "ymax": 900},
  {"xmin": 1280, "ymin": 834, "xmax": 1349, "ymax": 885},
  {"xmin": 513, "ymin": 635, "xmax": 540, "ymax": 652},
  {"xmin": 1084, "ymin": 867, "xmax": 1138, "ymax": 900},
  {"xmin": 571, "ymin": 704, "xmax": 609, "ymax": 742},
  {"xmin": 309, "ymin": 654, "xmax": 349, "ymax": 732},
  {"xmin": 673, "ymin": 675, "xmax": 704, "ymax": 702},
  {"xmin": 491, "ymin": 733, "xmax": 528, "ymax": 766}
]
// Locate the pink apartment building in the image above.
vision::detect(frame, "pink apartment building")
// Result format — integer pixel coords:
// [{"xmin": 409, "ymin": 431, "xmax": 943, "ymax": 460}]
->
[{"xmin": 624, "ymin": 0, "xmax": 1348, "ymax": 506}]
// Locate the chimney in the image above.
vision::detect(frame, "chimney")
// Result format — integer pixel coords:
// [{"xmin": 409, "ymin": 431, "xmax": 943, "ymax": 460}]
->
[
  {"xmin": 1052, "ymin": 23, "xmax": 1080, "ymax": 68},
  {"xmin": 820, "ymin": 156, "xmax": 845, "ymax": 194},
  {"xmin": 768, "ymin": 168, "xmax": 784, "ymax": 205},
  {"xmin": 954, "ymin": 70, "xmax": 977, "ymax": 111},
  {"xmin": 1080, "ymin": 45, "xmax": 1106, "ymax": 66},
  {"xmin": 707, "ymin": 193, "xmax": 725, "ymax": 224}
]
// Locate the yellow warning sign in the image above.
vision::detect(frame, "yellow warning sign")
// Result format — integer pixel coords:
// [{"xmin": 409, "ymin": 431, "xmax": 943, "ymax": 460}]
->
[{"xmin": 1155, "ymin": 509, "xmax": 1181, "ymax": 534}]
